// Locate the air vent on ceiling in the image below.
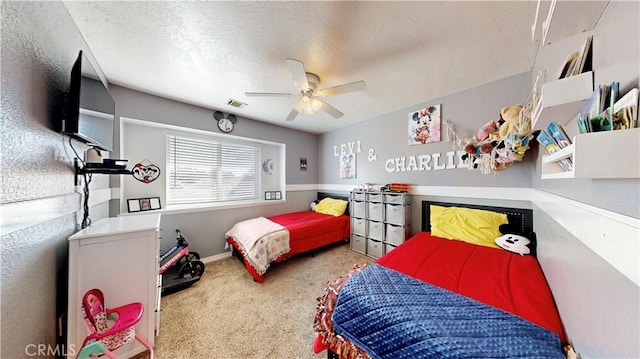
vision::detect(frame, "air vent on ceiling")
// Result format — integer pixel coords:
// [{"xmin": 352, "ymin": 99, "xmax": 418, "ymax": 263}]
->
[{"xmin": 227, "ymin": 98, "xmax": 247, "ymax": 108}]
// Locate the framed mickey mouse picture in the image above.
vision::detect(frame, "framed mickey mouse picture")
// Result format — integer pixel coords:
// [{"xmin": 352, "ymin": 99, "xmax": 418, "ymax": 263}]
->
[{"xmin": 214, "ymin": 111, "xmax": 237, "ymax": 133}]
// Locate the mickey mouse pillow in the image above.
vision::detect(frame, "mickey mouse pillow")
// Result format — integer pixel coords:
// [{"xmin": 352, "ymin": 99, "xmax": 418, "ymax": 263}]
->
[{"xmin": 494, "ymin": 224, "xmax": 537, "ymax": 256}]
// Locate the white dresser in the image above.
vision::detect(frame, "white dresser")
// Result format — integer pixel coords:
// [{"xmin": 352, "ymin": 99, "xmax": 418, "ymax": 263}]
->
[
  {"xmin": 67, "ymin": 213, "xmax": 161, "ymax": 358},
  {"xmin": 350, "ymin": 191, "xmax": 411, "ymax": 259}
]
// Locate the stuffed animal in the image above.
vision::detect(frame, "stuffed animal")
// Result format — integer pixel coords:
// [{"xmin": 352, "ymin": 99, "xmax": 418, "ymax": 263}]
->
[
  {"xmin": 463, "ymin": 119, "xmax": 500, "ymax": 156},
  {"xmin": 498, "ymin": 104, "xmax": 526, "ymax": 139},
  {"xmin": 495, "ymin": 224, "xmax": 536, "ymax": 256}
]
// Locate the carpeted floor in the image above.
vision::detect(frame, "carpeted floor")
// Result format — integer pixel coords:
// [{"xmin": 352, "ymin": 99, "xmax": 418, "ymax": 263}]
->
[{"xmin": 134, "ymin": 241, "xmax": 372, "ymax": 359}]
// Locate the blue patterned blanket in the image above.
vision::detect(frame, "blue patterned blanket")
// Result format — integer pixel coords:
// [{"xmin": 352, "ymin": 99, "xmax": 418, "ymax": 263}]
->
[{"xmin": 332, "ymin": 264, "xmax": 564, "ymax": 359}]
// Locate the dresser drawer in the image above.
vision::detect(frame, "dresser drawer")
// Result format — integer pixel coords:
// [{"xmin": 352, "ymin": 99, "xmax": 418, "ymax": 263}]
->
[
  {"xmin": 385, "ymin": 204, "xmax": 411, "ymax": 225},
  {"xmin": 367, "ymin": 202, "xmax": 383, "ymax": 221},
  {"xmin": 351, "ymin": 234, "xmax": 366, "ymax": 254},
  {"xmin": 352, "ymin": 217, "xmax": 366, "ymax": 236},
  {"xmin": 367, "ymin": 220, "xmax": 384, "ymax": 241},
  {"xmin": 352, "ymin": 200, "xmax": 366, "ymax": 218},
  {"xmin": 352, "ymin": 191, "xmax": 366, "ymax": 201},
  {"xmin": 385, "ymin": 224, "xmax": 410, "ymax": 246},
  {"xmin": 383, "ymin": 193, "xmax": 410, "ymax": 205},
  {"xmin": 367, "ymin": 192, "xmax": 383, "ymax": 202},
  {"xmin": 367, "ymin": 239, "xmax": 383, "ymax": 259}
]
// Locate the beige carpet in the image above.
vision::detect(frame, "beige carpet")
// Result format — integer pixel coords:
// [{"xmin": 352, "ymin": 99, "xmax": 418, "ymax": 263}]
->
[{"xmin": 135, "ymin": 241, "xmax": 372, "ymax": 359}]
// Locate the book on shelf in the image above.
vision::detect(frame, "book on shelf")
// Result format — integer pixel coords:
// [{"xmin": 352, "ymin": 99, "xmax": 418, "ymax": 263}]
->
[
  {"xmin": 578, "ymin": 85, "xmax": 638, "ymax": 133},
  {"xmin": 536, "ymin": 129, "xmax": 560, "ymax": 154},
  {"xmin": 536, "ymin": 129, "xmax": 573, "ymax": 172},
  {"xmin": 547, "ymin": 122, "xmax": 572, "ymax": 148},
  {"xmin": 558, "ymin": 35, "xmax": 592, "ymax": 79}
]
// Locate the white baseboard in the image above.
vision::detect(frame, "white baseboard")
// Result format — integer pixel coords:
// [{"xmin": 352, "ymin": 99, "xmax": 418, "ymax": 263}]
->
[{"xmin": 200, "ymin": 251, "xmax": 232, "ymax": 264}]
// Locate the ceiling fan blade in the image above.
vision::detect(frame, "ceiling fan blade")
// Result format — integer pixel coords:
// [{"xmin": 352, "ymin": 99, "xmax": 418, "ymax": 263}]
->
[
  {"xmin": 317, "ymin": 99, "xmax": 344, "ymax": 119},
  {"xmin": 286, "ymin": 58, "xmax": 309, "ymax": 90},
  {"xmin": 316, "ymin": 80, "xmax": 367, "ymax": 97},
  {"xmin": 245, "ymin": 92, "xmax": 297, "ymax": 97},
  {"xmin": 285, "ymin": 99, "xmax": 305, "ymax": 121}
]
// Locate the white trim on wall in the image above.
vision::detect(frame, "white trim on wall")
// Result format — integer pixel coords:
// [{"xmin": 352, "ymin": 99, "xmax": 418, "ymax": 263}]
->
[{"xmin": 2, "ymin": 184, "xmax": 637, "ymax": 286}]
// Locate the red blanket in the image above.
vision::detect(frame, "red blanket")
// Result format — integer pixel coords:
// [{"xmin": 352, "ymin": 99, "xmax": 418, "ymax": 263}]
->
[{"xmin": 227, "ymin": 211, "xmax": 350, "ymax": 282}]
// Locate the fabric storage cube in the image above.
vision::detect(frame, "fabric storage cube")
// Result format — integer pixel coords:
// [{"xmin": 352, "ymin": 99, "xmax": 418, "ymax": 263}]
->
[
  {"xmin": 367, "ymin": 201, "xmax": 383, "ymax": 221},
  {"xmin": 351, "ymin": 234, "xmax": 366, "ymax": 254},
  {"xmin": 385, "ymin": 203, "xmax": 410, "ymax": 225},
  {"xmin": 385, "ymin": 224, "xmax": 410, "ymax": 246},
  {"xmin": 352, "ymin": 200, "xmax": 366, "ymax": 219},
  {"xmin": 367, "ymin": 192, "xmax": 383, "ymax": 202},
  {"xmin": 352, "ymin": 217, "xmax": 366, "ymax": 236},
  {"xmin": 384, "ymin": 243, "xmax": 398, "ymax": 254},
  {"xmin": 352, "ymin": 191, "xmax": 366, "ymax": 201},
  {"xmin": 383, "ymin": 193, "xmax": 410, "ymax": 205},
  {"xmin": 367, "ymin": 239, "xmax": 383, "ymax": 259},
  {"xmin": 367, "ymin": 220, "xmax": 383, "ymax": 241}
]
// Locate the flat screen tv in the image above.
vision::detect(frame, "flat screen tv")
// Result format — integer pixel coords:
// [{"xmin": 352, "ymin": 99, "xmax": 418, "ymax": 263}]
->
[{"xmin": 63, "ymin": 50, "xmax": 115, "ymax": 152}]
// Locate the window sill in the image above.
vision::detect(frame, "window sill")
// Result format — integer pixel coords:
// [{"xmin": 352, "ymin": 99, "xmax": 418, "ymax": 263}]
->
[{"xmin": 120, "ymin": 199, "xmax": 286, "ymax": 217}]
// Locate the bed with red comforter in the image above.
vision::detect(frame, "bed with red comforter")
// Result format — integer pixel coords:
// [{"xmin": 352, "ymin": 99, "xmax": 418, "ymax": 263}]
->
[
  {"xmin": 226, "ymin": 193, "xmax": 350, "ymax": 283},
  {"xmin": 313, "ymin": 201, "xmax": 567, "ymax": 359}
]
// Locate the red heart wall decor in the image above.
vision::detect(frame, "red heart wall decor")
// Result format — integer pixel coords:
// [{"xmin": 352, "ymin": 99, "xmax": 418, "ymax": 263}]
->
[{"xmin": 132, "ymin": 163, "xmax": 161, "ymax": 183}]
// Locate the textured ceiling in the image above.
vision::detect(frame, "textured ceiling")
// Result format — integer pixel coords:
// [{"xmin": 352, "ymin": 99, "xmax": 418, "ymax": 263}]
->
[{"xmin": 64, "ymin": 1, "xmax": 539, "ymax": 134}]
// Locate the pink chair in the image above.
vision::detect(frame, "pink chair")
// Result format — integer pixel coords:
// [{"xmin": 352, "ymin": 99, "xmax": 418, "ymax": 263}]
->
[{"xmin": 78, "ymin": 288, "xmax": 154, "ymax": 359}]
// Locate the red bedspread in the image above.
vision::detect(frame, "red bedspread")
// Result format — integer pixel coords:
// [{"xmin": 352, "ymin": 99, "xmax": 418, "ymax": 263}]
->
[
  {"xmin": 377, "ymin": 232, "xmax": 566, "ymax": 343},
  {"xmin": 227, "ymin": 211, "xmax": 350, "ymax": 282},
  {"xmin": 314, "ymin": 232, "xmax": 566, "ymax": 357}
]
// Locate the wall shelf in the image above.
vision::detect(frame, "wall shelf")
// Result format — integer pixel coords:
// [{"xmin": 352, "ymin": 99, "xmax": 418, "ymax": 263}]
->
[
  {"xmin": 74, "ymin": 158, "xmax": 132, "ymax": 185},
  {"xmin": 532, "ymin": 71, "xmax": 594, "ymax": 131},
  {"xmin": 541, "ymin": 128, "xmax": 640, "ymax": 179},
  {"xmin": 532, "ymin": 0, "xmax": 609, "ymax": 46}
]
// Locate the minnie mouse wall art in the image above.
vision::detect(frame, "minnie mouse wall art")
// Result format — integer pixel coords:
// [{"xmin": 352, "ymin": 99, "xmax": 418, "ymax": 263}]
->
[
  {"xmin": 408, "ymin": 104, "xmax": 441, "ymax": 145},
  {"xmin": 340, "ymin": 153, "xmax": 356, "ymax": 179}
]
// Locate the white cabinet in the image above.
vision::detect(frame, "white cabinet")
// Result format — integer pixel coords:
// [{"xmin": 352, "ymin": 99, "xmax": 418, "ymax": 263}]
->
[
  {"xmin": 350, "ymin": 191, "xmax": 411, "ymax": 259},
  {"xmin": 542, "ymin": 128, "xmax": 640, "ymax": 179},
  {"xmin": 67, "ymin": 213, "xmax": 161, "ymax": 358}
]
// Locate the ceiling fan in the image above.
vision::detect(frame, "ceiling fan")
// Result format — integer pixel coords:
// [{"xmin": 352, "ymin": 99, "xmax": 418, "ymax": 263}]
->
[{"xmin": 245, "ymin": 59, "xmax": 366, "ymax": 121}]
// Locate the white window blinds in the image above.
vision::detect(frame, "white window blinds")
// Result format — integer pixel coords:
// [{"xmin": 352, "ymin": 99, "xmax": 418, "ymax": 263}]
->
[{"xmin": 166, "ymin": 135, "xmax": 260, "ymax": 205}]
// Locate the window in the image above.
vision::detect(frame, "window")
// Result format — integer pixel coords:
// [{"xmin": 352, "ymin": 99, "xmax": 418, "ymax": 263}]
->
[{"xmin": 166, "ymin": 134, "xmax": 261, "ymax": 205}]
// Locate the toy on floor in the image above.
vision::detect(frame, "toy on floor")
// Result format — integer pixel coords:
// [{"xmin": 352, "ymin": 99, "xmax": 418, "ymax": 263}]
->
[{"xmin": 159, "ymin": 229, "xmax": 205, "ymax": 295}]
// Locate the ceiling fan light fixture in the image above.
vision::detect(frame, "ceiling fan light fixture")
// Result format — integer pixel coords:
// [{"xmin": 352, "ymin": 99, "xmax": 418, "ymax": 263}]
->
[{"xmin": 300, "ymin": 93, "xmax": 321, "ymax": 115}]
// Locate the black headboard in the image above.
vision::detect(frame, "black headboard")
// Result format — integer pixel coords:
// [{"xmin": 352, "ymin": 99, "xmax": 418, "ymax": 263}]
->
[
  {"xmin": 422, "ymin": 201, "xmax": 533, "ymax": 234},
  {"xmin": 317, "ymin": 192, "xmax": 350, "ymax": 216}
]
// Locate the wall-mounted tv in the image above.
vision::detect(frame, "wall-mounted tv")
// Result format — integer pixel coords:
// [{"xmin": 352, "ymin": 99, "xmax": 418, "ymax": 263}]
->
[{"xmin": 63, "ymin": 50, "xmax": 115, "ymax": 152}]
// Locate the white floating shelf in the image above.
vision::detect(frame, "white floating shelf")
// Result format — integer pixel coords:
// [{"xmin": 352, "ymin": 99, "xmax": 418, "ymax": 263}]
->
[
  {"xmin": 541, "ymin": 128, "xmax": 640, "ymax": 179},
  {"xmin": 532, "ymin": 71, "xmax": 594, "ymax": 131},
  {"xmin": 534, "ymin": 0, "xmax": 610, "ymax": 46}
]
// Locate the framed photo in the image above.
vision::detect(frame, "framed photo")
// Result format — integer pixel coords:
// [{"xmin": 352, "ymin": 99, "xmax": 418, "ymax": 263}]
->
[
  {"xmin": 265, "ymin": 191, "xmax": 283, "ymax": 201},
  {"xmin": 128, "ymin": 196, "xmax": 161, "ymax": 213},
  {"xmin": 300, "ymin": 157, "xmax": 308, "ymax": 171}
]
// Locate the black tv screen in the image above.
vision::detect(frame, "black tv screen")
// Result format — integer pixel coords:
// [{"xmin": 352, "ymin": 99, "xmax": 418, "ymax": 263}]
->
[{"xmin": 64, "ymin": 50, "xmax": 115, "ymax": 152}]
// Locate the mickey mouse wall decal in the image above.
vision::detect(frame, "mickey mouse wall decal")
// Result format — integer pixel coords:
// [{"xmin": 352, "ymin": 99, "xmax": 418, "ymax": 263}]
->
[
  {"xmin": 132, "ymin": 160, "xmax": 161, "ymax": 183},
  {"xmin": 214, "ymin": 111, "xmax": 237, "ymax": 133}
]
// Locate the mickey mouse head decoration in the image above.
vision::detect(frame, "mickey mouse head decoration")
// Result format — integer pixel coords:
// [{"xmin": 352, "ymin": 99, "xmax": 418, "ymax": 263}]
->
[
  {"xmin": 495, "ymin": 224, "xmax": 537, "ymax": 256},
  {"xmin": 214, "ymin": 111, "xmax": 237, "ymax": 133}
]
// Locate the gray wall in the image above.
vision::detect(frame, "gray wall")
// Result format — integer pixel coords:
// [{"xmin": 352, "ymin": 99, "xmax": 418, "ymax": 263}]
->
[
  {"xmin": 112, "ymin": 85, "xmax": 319, "ymax": 186},
  {"xmin": 320, "ymin": 71, "xmax": 535, "ymax": 188},
  {"xmin": 1, "ymin": 1, "xmax": 111, "ymax": 357}
]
